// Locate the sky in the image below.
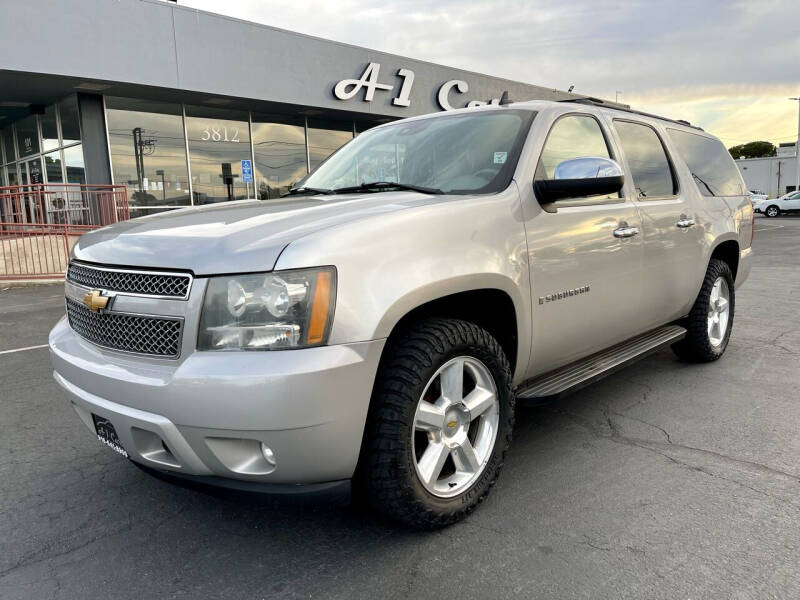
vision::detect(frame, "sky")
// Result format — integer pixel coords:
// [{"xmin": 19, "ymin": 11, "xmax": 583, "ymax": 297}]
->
[{"xmin": 181, "ymin": 0, "xmax": 800, "ymax": 149}]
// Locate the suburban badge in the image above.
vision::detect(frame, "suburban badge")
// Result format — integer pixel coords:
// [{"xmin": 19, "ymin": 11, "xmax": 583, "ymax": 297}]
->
[{"xmin": 538, "ymin": 285, "xmax": 591, "ymax": 305}]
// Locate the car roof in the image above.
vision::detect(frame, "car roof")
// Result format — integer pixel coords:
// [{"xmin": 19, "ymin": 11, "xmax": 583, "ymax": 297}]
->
[{"xmin": 369, "ymin": 97, "xmax": 710, "ymax": 141}]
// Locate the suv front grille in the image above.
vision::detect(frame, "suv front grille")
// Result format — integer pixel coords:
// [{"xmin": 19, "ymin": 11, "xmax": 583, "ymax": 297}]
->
[
  {"xmin": 67, "ymin": 262, "xmax": 191, "ymax": 299},
  {"xmin": 66, "ymin": 297, "xmax": 183, "ymax": 358}
]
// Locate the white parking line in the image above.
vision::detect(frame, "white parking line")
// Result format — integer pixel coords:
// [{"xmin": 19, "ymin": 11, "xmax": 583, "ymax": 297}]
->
[
  {"xmin": 754, "ymin": 224, "xmax": 784, "ymax": 232},
  {"xmin": 0, "ymin": 344, "xmax": 49, "ymax": 355}
]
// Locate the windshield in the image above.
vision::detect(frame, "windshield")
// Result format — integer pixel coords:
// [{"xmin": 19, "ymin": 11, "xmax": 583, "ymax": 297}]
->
[{"xmin": 295, "ymin": 109, "xmax": 535, "ymax": 195}]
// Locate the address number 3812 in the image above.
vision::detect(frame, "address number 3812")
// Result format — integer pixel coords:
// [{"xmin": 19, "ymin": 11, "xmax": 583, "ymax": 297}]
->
[{"xmin": 200, "ymin": 126, "xmax": 241, "ymax": 143}]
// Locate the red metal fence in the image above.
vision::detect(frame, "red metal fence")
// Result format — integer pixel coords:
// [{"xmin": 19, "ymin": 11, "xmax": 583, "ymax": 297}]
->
[{"xmin": 0, "ymin": 184, "xmax": 129, "ymax": 280}]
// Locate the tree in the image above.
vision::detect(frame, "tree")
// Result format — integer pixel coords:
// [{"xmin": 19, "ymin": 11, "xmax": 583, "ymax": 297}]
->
[{"xmin": 728, "ymin": 141, "xmax": 777, "ymax": 159}]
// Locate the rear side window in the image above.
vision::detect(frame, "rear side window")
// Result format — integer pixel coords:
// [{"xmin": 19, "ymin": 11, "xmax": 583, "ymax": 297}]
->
[
  {"xmin": 667, "ymin": 129, "xmax": 743, "ymax": 197},
  {"xmin": 614, "ymin": 120, "xmax": 676, "ymax": 198}
]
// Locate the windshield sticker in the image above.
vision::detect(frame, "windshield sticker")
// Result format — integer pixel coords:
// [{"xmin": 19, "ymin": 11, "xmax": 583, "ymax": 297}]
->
[{"xmin": 493, "ymin": 152, "xmax": 507, "ymax": 164}]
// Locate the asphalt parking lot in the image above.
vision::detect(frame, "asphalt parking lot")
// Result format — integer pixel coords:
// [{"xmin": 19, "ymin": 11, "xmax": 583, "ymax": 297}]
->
[{"xmin": 1, "ymin": 215, "xmax": 798, "ymax": 600}]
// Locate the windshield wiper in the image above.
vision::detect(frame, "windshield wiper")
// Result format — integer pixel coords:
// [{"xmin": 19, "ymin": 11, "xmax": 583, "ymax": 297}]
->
[
  {"xmin": 282, "ymin": 186, "xmax": 334, "ymax": 197},
  {"xmin": 331, "ymin": 181, "xmax": 444, "ymax": 195},
  {"xmin": 691, "ymin": 173, "xmax": 717, "ymax": 197}
]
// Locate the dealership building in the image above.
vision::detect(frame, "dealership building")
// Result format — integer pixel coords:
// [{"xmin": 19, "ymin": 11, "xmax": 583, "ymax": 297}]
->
[{"xmin": 0, "ymin": 0, "xmax": 583, "ymax": 217}]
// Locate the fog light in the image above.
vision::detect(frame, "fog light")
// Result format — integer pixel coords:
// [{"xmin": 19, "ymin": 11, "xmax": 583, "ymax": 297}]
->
[{"xmin": 260, "ymin": 443, "xmax": 277, "ymax": 466}]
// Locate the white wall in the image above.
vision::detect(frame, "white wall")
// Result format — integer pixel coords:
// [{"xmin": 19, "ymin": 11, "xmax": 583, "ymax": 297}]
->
[{"xmin": 736, "ymin": 156, "xmax": 797, "ymax": 198}]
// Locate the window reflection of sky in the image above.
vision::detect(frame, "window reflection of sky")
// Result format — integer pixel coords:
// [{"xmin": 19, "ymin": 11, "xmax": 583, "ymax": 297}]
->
[{"xmin": 105, "ymin": 98, "xmax": 360, "ymax": 211}]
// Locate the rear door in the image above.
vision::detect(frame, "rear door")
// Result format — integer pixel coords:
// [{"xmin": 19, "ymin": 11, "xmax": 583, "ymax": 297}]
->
[
  {"xmin": 525, "ymin": 112, "xmax": 646, "ymax": 376},
  {"xmin": 608, "ymin": 118, "xmax": 704, "ymax": 326}
]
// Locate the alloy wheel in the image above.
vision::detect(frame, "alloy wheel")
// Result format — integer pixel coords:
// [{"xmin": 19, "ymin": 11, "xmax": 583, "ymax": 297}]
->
[
  {"xmin": 412, "ymin": 356, "xmax": 500, "ymax": 498},
  {"xmin": 707, "ymin": 276, "xmax": 730, "ymax": 347}
]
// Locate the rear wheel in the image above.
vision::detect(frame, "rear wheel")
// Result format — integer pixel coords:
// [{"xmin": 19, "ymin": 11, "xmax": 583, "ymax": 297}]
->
[
  {"xmin": 765, "ymin": 205, "xmax": 780, "ymax": 217},
  {"xmin": 361, "ymin": 318, "xmax": 514, "ymax": 528},
  {"xmin": 672, "ymin": 259, "xmax": 735, "ymax": 362}
]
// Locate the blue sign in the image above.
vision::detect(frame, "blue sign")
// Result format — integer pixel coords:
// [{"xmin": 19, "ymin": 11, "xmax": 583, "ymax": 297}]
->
[{"xmin": 241, "ymin": 159, "xmax": 253, "ymax": 183}]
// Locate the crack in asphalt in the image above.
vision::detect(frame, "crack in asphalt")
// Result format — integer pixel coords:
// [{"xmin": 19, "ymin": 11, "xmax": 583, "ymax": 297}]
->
[
  {"xmin": 550, "ymin": 404, "xmax": 800, "ymax": 510},
  {"xmin": 768, "ymin": 330, "xmax": 800, "ymax": 356}
]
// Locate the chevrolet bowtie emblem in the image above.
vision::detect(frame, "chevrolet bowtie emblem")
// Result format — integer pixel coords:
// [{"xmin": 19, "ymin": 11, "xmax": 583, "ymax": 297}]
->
[
  {"xmin": 82, "ymin": 290, "xmax": 110, "ymax": 313},
  {"xmin": 447, "ymin": 421, "xmax": 457, "ymax": 429}
]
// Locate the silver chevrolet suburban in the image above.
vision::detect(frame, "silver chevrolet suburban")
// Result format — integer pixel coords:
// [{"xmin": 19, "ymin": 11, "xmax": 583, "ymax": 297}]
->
[{"xmin": 50, "ymin": 98, "xmax": 753, "ymax": 527}]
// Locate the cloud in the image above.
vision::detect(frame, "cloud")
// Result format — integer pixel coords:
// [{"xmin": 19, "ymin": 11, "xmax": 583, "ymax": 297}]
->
[{"xmin": 181, "ymin": 0, "xmax": 800, "ymax": 145}]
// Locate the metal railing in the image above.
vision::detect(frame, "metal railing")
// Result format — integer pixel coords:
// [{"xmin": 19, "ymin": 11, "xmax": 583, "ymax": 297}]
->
[{"xmin": 0, "ymin": 184, "xmax": 130, "ymax": 280}]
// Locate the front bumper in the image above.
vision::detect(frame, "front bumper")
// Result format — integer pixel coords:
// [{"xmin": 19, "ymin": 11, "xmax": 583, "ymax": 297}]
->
[{"xmin": 50, "ymin": 316, "xmax": 385, "ymax": 486}]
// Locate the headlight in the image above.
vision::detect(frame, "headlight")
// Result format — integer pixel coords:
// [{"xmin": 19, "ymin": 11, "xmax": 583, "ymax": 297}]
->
[{"xmin": 198, "ymin": 267, "xmax": 336, "ymax": 351}]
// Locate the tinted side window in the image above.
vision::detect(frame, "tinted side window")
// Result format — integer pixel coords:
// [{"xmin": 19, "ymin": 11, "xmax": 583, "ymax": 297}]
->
[
  {"xmin": 538, "ymin": 115, "xmax": 611, "ymax": 179},
  {"xmin": 614, "ymin": 120, "xmax": 676, "ymax": 198},
  {"xmin": 667, "ymin": 129, "xmax": 743, "ymax": 196}
]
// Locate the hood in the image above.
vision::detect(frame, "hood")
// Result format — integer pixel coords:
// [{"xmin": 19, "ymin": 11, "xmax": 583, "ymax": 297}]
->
[{"xmin": 73, "ymin": 192, "xmax": 441, "ymax": 275}]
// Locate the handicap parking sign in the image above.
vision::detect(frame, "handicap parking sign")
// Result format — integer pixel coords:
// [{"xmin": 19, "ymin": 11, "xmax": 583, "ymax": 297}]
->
[{"xmin": 241, "ymin": 159, "xmax": 253, "ymax": 183}]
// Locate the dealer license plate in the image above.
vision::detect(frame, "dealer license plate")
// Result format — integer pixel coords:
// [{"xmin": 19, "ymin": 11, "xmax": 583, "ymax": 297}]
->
[{"xmin": 91, "ymin": 414, "xmax": 128, "ymax": 458}]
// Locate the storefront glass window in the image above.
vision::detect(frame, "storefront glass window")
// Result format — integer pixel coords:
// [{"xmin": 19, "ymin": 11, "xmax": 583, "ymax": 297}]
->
[
  {"xmin": 106, "ymin": 97, "xmax": 190, "ymax": 211},
  {"xmin": 7, "ymin": 165, "xmax": 18, "ymax": 186},
  {"xmin": 16, "ymin": 115, "xmax": 39, "ymax": 158},
  {"xmin": 63, "ymin": 145, "xmax": 85, "ymax": 184},
  {"xmin": 307, "ymin": 119, "xmax": 353, "ymax": 171},
  {"xmin": 2, "ymin": 126, "xmax": 15, "ymax": 163},
  {"xmin": 251, "ymin": 113, "xmax": 307, "ymax": 200},
  {"xmin": 44, "ymin": 151, "xmax": 63, "ymax": 183},
  {"xmin": 59, "ymin": 96, "xmax": 81, "ymax": 146},
  {"xmin": 185, "ymin": 106, "xmax": 252, "ymax": 204},
  {"xmin": 41, "ymin": 105, "xmax": 60, "ymax": 152}
]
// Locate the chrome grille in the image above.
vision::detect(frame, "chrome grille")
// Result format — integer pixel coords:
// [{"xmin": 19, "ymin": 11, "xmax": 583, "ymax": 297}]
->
[
  {"xmin": 66, "ymin": 297, "xmax": 183, "ymax": 358},
  {"xmin": 67, "ymin": 262, "xmax": 191, "ymax": 299}
]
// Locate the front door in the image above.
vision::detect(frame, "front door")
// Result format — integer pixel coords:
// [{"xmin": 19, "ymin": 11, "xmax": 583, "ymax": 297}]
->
[
  {"xmin": 608, "ymin": 118, "xmax": 705, "ymax": 327},
  {"xmin": 784, "ymin": 191, "xmax": 800, "ymax": 212},
  {"xmin": 20, "ymin": 158, "xmax": 44, "ymax": 223},
  {"xmin": 526, "ymin": 112, "xmax": 645, "ymax": 377}
]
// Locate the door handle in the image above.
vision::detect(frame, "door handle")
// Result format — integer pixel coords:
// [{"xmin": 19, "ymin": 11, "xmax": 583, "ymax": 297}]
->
[
  {"xmin": 613, "ymin": 225, "xmax": 640, "ymax": 238},
  {"xmin": 676, "ymin": 217, "xmax": 696, "ymax": 228}
]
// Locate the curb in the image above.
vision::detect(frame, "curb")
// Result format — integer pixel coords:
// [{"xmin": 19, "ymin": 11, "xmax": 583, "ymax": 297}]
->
[{"xmin": 1, "ymin": 278, "xmax": 65, "ymax": 290}]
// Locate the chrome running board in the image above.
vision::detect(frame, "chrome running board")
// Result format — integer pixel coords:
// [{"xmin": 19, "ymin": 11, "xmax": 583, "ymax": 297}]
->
[{"xmin": 516, "ymin": 325, "xmax": 686, "ymax": 401}]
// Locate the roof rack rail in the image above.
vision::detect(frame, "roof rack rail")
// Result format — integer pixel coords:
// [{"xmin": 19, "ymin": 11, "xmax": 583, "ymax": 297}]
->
[{"xmin": 557, "ymin": 97, "xmax": 704, "ymax": 131}]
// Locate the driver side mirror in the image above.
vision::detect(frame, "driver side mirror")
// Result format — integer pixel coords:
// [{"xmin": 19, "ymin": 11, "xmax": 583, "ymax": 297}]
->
[{"xmin": 534, "ymin": 156, "xmax": 625, "ymax": 203}]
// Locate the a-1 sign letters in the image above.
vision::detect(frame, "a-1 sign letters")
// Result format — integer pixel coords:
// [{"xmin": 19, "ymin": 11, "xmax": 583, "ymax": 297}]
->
[{"xmin": 333, "ymin": 63, "xmax": 503, "ymax": 111}]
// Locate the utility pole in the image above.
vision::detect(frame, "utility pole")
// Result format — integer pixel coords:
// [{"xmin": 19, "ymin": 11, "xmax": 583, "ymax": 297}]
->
[
  {"xmin": 132, "ymin": 127, "xmax": 144, "ymax": 193},
  {"xmin": 615, "ymin": 91, "xmax": 622, "ymax": 103},
  {"xmin": 791, "ymin": 97, "xmax": 800, "ymax": 193}
]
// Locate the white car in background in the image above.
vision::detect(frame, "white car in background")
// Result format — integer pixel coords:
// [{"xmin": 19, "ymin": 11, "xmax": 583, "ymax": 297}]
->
[
  {"xmin": 755, "ymin": 191, "xmax": 800, "ymax": 217},
  {"xmin": 749, "ymin": 190, "xmax": 767, "ymax": 205}
]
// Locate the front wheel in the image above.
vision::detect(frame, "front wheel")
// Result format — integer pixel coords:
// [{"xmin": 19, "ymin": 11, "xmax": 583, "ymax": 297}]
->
[
  {"xmin": 672, "ymin": 259, "xmax": 735, "ymax": 362},
  {"xmin": 361, "ymin": 318, "xmax": 514, "ymax": 528},
  {"xmin": 765, "ymin": 205, "xmax": 780, "ymax": 217}
]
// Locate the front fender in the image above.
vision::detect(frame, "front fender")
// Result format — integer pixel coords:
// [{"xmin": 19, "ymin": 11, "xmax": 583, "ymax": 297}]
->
[
  {"xmin": 372, "ymin": 273, "xmax": 525, "ymax": 341},
  {"xmin": 275, "ymin": 188, "xmax": 532, "ymax": 382}
]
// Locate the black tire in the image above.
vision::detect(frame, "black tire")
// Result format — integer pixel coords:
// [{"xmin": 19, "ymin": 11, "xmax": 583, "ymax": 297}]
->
[
  {"xmin": 765, "ymin": 205, "xmax": 780, "ymax": 218},
  {"xmin": 360, "ymin": 317, "xmax": 514, "ymax": 528},
  {"xmin": 672, "ymin": 259, "xmax": 735, "ymax": 362}
]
